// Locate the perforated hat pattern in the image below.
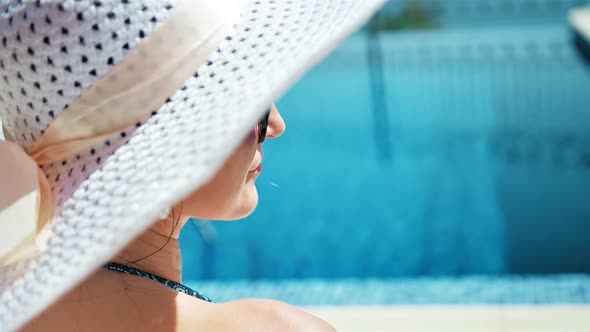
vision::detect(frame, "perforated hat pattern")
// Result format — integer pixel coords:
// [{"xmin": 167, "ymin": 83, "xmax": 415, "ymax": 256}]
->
[{"xmin": 0, "ymin": 0, "xmax": 386, "ymax": 330}]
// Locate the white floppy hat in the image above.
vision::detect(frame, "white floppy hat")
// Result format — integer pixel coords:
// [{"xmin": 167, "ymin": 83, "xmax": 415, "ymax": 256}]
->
[{"xmin": 0, "ymin": 0, "xmax": 385, "ymax": 330}]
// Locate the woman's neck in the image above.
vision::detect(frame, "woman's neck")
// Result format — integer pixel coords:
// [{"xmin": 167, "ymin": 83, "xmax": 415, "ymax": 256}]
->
[{"xmin": 111, "ymin": 213, "xmax": 189, "ymax": 283}]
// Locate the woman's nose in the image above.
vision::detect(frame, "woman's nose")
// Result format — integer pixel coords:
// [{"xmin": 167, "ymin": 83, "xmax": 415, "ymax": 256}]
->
[{"xmin": 266, "ymin": 103, "xmax": 285, "ymax": 139}]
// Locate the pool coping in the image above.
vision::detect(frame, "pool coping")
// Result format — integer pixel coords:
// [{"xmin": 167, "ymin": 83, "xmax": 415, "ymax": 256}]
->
[{"xmin": 305, "ymin": 305, "xmax": 590, "ymax": 332}]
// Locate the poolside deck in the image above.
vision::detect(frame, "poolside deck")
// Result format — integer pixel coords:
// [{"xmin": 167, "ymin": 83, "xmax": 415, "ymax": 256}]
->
[{"xmin": 305, "ymin": 305, "xmax": 590, "ymax": 332}]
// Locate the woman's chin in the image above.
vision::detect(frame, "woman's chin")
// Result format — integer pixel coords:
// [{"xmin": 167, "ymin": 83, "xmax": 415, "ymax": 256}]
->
[{"xmin": 226, "ymin": 185, "xmax": 259, "ymax": 220}]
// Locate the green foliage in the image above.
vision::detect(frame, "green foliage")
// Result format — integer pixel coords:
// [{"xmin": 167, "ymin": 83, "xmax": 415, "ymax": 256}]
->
[{"xmin": 374, "ymin": 1, "xmax": 439, "ymax": 31}]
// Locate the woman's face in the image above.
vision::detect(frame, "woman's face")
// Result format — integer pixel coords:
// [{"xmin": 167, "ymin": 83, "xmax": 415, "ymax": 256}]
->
[{"xmin": 181, "ymin": 104, "xmax": 285, "ymax": 220}]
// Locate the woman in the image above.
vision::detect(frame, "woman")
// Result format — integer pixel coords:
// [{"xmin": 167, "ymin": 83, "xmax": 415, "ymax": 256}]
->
[
  {"xmin": 22, "ymin": 105, "xmax": 334, "ymax": 331},
  {"xmin": 0, "ymin": 0, "xmax": 385, "ymax": 331}
]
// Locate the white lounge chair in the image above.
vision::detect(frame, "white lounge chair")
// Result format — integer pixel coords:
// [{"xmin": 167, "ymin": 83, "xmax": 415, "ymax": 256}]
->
[{"xmin": 570, "ymin": 6, "xmax": 590, "ymax": 63}]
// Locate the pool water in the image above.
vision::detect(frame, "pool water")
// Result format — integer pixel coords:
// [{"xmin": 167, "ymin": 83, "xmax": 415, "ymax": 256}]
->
[{"xmin": 180, "ymin": 1, "xmax": 590, "ymax": 281}]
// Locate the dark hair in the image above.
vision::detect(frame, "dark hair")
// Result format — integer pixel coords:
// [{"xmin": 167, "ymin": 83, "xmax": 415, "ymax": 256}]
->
[{"xmin": 122, "ymin": 201, "xmax": 183, "ymax": 265}]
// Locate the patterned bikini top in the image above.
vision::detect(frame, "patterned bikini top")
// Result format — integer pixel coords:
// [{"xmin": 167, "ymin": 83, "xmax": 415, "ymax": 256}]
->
[{"xmin": 103, "ymin": 262, "xmax": 214, "ymax": 303}]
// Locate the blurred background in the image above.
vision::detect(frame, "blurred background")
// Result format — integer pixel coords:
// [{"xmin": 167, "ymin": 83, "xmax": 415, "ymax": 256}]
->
[{"xmin": 180, "ymin": 0, "xmax": 590, "ymax": 304}]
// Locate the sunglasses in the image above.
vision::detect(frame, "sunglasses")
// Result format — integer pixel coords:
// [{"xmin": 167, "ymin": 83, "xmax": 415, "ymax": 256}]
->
[{"xmin": 256, "ymin": 108, "xmax": 271, "ymax": 144}]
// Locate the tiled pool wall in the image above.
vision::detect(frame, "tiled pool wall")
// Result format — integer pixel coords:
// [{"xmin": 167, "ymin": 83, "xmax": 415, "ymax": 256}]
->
[
  {"xmin": 187, "ymin": 275, "xmax": 590, "ymax": 305},
  {"xmin": 180, "ymin": 0, "xmax": 590, "ymax": 281}
]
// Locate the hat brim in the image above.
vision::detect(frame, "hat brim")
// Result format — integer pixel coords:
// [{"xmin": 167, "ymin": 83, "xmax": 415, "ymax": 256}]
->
[{"xmin": 0, "ymin": 0, "xmax": 386, "ymax": 329}]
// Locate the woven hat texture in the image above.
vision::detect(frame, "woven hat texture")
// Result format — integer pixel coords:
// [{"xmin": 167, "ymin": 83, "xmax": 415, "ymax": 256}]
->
[{"xmin": 0, "ymin": 0, "xmax": 385, "ymax": 330}]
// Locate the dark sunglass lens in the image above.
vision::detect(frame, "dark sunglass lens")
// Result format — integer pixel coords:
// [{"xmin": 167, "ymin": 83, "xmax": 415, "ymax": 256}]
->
[{"xmin": 258, "ymin": 109, "xmax": 271, "ymax": 143}]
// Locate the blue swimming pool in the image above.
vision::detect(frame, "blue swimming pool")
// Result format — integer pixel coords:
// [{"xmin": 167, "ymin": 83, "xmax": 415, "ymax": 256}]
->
[{"xmin": 180, "ymin": 0, "xmax": 590, "ymax": 282}]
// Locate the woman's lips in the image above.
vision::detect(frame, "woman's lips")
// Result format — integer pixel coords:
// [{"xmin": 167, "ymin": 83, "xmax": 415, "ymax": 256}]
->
[
  {"xmin": 249, "ymin": 163, "xmax": 262, "ymax": 173},
  {"xmin": 250, "ymin": 152, "xmax": 263, "ymax": 173}
]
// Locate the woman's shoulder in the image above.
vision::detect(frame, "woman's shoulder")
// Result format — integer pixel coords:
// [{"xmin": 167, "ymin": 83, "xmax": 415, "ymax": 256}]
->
[
  {"xmin": 21, "ymin": 269, "xmax": 186, "ymax": 332},
  {"xmin": 21, "ymin": 270, "xmax": 335, "ymax": 332}
]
